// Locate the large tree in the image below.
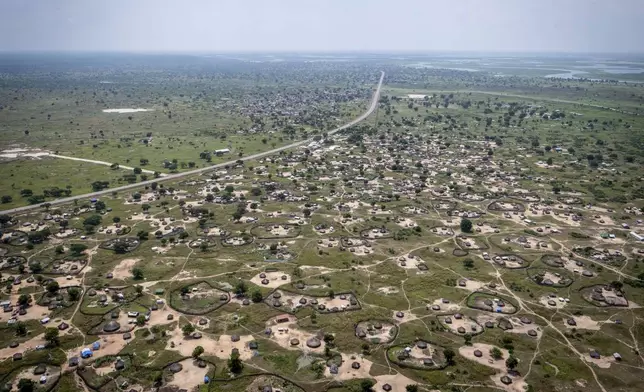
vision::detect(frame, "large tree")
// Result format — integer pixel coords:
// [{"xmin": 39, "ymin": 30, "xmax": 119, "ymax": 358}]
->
[
  {"xmin": 44, "ymin": 327, "xmax": 60, "ymax": 346},
  {"xmin": 460, "ymin": 218, "xmax": 473, "ymax": 233},
  {"xmin": 228, "ymin": 350, "xmax": 244, "ymax": 374}
]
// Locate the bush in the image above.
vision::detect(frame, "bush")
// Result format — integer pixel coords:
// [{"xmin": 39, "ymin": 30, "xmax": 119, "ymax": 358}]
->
[
  {"xmin": 83, "ymin": 215, "xmax": 102, "ymax": 227},
  {"xmin": 460, "ymin": 219, "xmax": 473, "ymax": 233},
  {"xmin": 251, "ymin": 289, "xmax": 263, "ymax": 303}
]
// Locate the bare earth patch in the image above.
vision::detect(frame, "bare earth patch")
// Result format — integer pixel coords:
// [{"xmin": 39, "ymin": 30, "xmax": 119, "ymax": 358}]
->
[
  {"xmin": 111, "ymin": 258, "xmax": 141, "ymax": 280},
  {"xmin": 166, "ymin": 358, "xmax": 210, "ymax": 391}
]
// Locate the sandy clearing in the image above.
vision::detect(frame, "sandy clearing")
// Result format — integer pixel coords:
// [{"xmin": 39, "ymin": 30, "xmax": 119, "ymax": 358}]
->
[
  {"xmin": 397, "ymin": 254, "xmax": 425, "ymax": 269},
  {"xmin": 443, "ymin": 315, "xmax": 482, "ymax": 335},
  {"xmin": 2, "ymin": 293, "xmax": 50, "ymax": 322},
  {"xmin": 111, "ymin": 258, "xmax": 141, "ymax": 280},
  {"xmin": 64, "ymin": 334, "xmax": 135, "ymax": 364},
  {"xmin": 166, "ymin": 359, "xmax": 210, "ymax": 391},
  {"xmin": 250, "ymin": 271, "xmax": 291, "ymax": 288},
  {"xmin": 427, "ymin": 298, "xmax": 461, "ymax": 312},
  {"xmin": 165, "ymin": 327, "xmax": 255, "ymax": 361},
  {"xmin": 12, "ymin": 366, "xmax": 61, "ymax": 390},
  {"xmin": 147, "ymin": 307, "xmax": 179, "ymax": 326},
  {"xmin": 165, "ymin": 327, "xmax": 218, "ymax": 357},
  {"xmin": 396, "ymin": 218, "xmax": 417, "ymax": 228},
  {"xmin": 211, "ymin": 335, "xmax": 256, "ymax": 360},
  {"xmin": 491, "ymin": 372, "xmax": 529, "ymax": 392},
  {"xmin": 0, "ymin": 333, "xmax": 47, "ymax": 361},
  {"xmin": 456, "ymin": 279, "xmax": 487, "ymax": 292},
  {"xmin": 268, "ymin": 326, "xmax": 325, "ymax": 354},
  {"xmin": 376, "ymin": 287, "xmax": 399, "ymax": 295},
  {"xmin": 539, "ymin": 296, "xmax": 567, "ymax": 309},
  {"xmin": 584, "ymin": 354, "xmax": 614, "ymax": 368},
  {"xmin": 459, "ymin": 343, "xmax": 510, "ymax": 372},
  {"xmin": 374, "ymin": 373, "xmax": 419, "ymax": 392},
  {"xmin": 324, "ymin": 352, "xmax": 417, "ymax": 391},
  {"xmin": 564, "ymin": 315, "xmax": 601, "ymax": 330},
  {"xmin": 391, "ymin": 310, "xmax": 419, "ymax": 324},
  {"xmin": 324, "ymin": 352, "xmax": 372, "ymax": 380}
]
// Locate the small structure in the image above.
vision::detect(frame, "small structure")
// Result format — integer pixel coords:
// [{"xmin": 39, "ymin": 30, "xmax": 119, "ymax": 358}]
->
[
  {"xmin": 329, "ymin": 364, "xmax": 338, "ymax": 374},
  {"xmin": 103, "ymin": 320, "xmax": 121, "ymax": 333},
  {"xmin": 169, "ymin": 362, "xmax": 183, "ymax": 373},
  {"xmin": 306, "ymin": 337, "xmax": 321, "ymax": 348},
  {"xmin": 33, "ymin": 365, "xmax": 47, "ymax": 375}
]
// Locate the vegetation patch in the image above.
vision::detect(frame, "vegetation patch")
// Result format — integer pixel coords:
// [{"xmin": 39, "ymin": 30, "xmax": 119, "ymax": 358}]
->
[{"xmin": 169, "ymin": 281, "xmax": 230, "ymax": 315}]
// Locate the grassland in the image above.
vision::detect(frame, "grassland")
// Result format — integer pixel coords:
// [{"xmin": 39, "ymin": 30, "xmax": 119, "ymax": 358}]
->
[{"xmin": 0, "ymin": 53, "xmax": 643, "ymax": 392}]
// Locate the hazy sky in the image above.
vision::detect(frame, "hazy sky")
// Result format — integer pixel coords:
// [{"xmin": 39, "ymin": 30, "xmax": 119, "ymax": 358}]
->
[{"xmin": 1, "ymin": 0, "xmax": 643, "ymax": 53}]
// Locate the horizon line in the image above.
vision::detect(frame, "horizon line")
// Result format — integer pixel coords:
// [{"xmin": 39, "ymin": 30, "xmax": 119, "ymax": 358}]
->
[{"xmin": 1, "ymin": 49, "xmax": 644, "ymax": 56}]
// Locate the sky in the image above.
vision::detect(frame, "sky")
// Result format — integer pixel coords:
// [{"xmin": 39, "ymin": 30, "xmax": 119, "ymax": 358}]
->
[{"xmin": 1, "ymin": 0, "xmax": 643, "ymax": 53}]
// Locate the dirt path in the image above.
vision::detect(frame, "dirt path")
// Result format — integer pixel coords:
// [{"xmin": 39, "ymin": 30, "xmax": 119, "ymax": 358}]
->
[
  {"xmin": 489, "ymin": 262, "xmax": 608, "ymax": 392},
  {"xmin": 47, "ymin": 153, "xmax": 161, "ymax": 175}
]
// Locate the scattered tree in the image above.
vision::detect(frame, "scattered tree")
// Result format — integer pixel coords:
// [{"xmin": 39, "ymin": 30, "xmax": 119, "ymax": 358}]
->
[
  {"xmin": 136, "ymin": 315, "xmax": 146, "ymax": 326},
  {"xmin": 44, "ymin": 327, "xmax": 60, "ymax": 346},
  {"xmin": 460, "ymin": 218, "xmax": 473, "ymax": 233},
  {"xmin": 18, "ymin": 379, "xmax": 35, "ymax": 392},
  {"xmin": 83, "ymin": 214, "xmax": 102, "ymax": 227},
  {"xmin": 15, "ymin": 322, "xmax": 27, "ymax": 336},
  {"xmin": 67, "ymin": 287, "xmax": 81, "ymax": 301},
  {"xmin": 228, "ymin": 349, "xmax": 244, "ymax": 374},
  {"xmin": 69, "ymin": 243, "xmax": 88, "ymax": 256},
  {"xmin": 46, "ymin": 281, "xmax": 60, "ymax": 295},
  {"xmin": 234, "ymin": 280, "xmax": 248, "ymax": 296},
  {"xmin": 444, "ymin": 348, "xmax": 456, "ymax": 365},
  {"xmin": 18, "ymin": 294, "xmax": 32, "ymax": 307},
  {"xmin": 360, "ymin": 379, "xmax": 375, "ymax": 392},
  {"xmin": 182, "ymin": 323, "xmax": 195, "ymax": 336},
  {"xmin": 506, "ymin": 355, "xmax": 519, "ymax": 370},
  {"xmin": 132, "ymin": 267, "xmax": 144, "ymax": 280},
  {"xmin": 251, "ymin": 289, "xmax": 263, "ymax": 303},
  {"xmin": 192, "ymin": 345, "xmax": 205, "ymax": 359}
]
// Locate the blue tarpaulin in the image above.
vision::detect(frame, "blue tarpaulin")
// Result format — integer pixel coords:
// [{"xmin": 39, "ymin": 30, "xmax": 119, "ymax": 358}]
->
[
  {"xmin": 92, "ymin": 341, "xmax": 100, "ymax": 350},
  {"xmin": 204, "ymin": 376, "xmax": 210, "ymax": 384}
]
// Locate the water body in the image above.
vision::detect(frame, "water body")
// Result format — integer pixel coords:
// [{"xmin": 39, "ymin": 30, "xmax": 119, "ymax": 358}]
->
[
  {"xmin": 406, "ymin": 63, "xmax": 479, "ymax": 72},
  {"xmin": 544, "ymin": 70, "xmax": 590, "ymax": 79},
  {"xmin": 577, "ymin": 64, "xmax": 644, "ymax": 74}
]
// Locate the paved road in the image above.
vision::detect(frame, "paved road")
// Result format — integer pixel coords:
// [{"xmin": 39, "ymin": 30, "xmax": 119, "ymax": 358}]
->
[{"xmin": 2, "ymin": 71, "xmax": 385, "ymax": 215}]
